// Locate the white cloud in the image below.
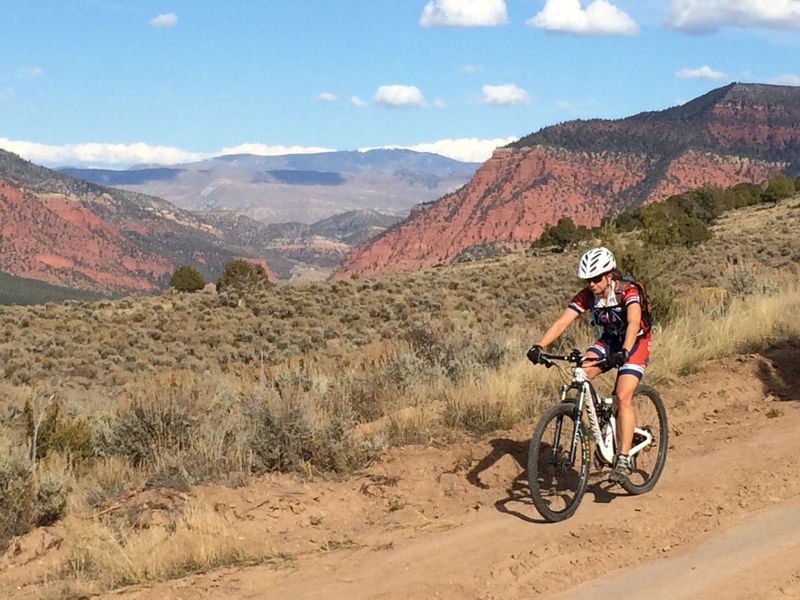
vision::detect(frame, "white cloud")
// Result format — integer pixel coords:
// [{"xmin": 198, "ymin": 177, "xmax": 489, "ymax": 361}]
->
[
  {"xmin": 667, "ymin": 0, "xmax": 800, "ymax": 32},
  {"xmin": 217, "ymin": 143, "xmax": 333, "ymax": 156},
  {"xmin": 364, "ymin": 137, "xmax": 518, "ymax": 163},
  {"xmin": 462, "ymin": 64, "xmax": 479, "ymax": 73},
  {"xmin": 315, "ymin": 92, "xmax": 337, "ymax": 102},
  {"xmin": 528, "ymin": 0, "xmax": 639, "ymax": 35},
  {"xmin": 350, "ymin": 96, "xmax": 367, "ymax": 107},
  {"xmin": 771, "ymin": 73, "xmax": 800, "ymax": 85},
  {"xmin": 676, "ymin": 65, "xmax": 727, "ymax": 79},
  {"xmin": 481, "ymin": 84, "xmax": 529, "ymax": 106},
  {"xmin": 420, "ymin": 0, "xmax": 508, "ymax": 27},
  {"xmin": 0, "ymin": 138, "xmax": 333, "ymax": 168},
  {"xmin": 433, "ymin": 98, "xmax": 447, "ymax": 109},
  {"xmin": 363, "ymin": 138, "xmax": 516, "ymax": 163},
  {"xmin": 0, "ymin": 138, "xmax": 203, "ymax": 167},
  {"xmin": 17, "ymin": 66, "xmax": 43, "ymax": 79},
  {"xmin": 374, "ymin": 85, "xmax": 426, "ymax": 108},
  {"xmin": 149, "ymin": 13, "xmax": 177, "ymax": 27}
]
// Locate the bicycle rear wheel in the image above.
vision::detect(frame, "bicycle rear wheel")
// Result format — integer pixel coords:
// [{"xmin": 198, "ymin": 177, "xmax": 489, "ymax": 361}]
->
[
  {"xmin": 528, "ymin": 402, "xmax": 590, "ymax": 522},
  {"xmin": 622, "ymin": 384, "xmax": 668, "ymax": 495}
]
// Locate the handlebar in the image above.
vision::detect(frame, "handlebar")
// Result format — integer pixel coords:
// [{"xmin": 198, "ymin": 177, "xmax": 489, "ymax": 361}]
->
[{"xmin": 538, "ymin": 349, "xmax": 608, "ymax": 369}]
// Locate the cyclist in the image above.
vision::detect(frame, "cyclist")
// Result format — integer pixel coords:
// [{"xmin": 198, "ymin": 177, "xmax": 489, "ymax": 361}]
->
[{"xmin": 527, "ymin": 246, "xmax": 651, "ymax": 484}]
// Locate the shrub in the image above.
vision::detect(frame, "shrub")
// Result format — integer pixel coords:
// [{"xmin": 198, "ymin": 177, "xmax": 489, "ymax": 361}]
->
[
  {"xmin": 24, "ymin": 400, "xmax": 94, "ymax": 460},
  {"xmin": 535, "ymin": 217, "xmax": 591, "ymax": 250},
  {"xmin": 0, "ymin": 452, "xmax": 68, "ymax": 550},
  {"xmin": 0, "ymin": 454, "xmax": 34, "ymax": 549},
  {"xmin": 217, "ymin": 259, "xmax": 272, "ymax": 293},
  {"xmin": 169, "ymin": 266, "xmax": 205, "ymax": 292},
  {"xmin": 763, "ymin": 173, "xmax": 795, "ymax": 204}
]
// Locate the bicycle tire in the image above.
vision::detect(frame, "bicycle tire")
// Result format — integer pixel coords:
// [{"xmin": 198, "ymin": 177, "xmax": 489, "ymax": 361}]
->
[
  {"xmin": 621, "ymin": 384, "xmax": 668, "ymax": 495},
  {"xmin": 528, "ymin": 402, "xmax": 590, "ymax": 522}
]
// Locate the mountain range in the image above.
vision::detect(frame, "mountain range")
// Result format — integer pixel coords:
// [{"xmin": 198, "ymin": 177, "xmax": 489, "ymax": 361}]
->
[
  {"xmin": 335, "ymin": 83, "xmax": 800, "ymax": 279},
  {"xmin": 0, "ymin": 148, "xmax": 410, "ymax": 295},
  {"xmin": 4, "ymin": 83, "xmax": 800, "ymax": 296},
  {"xmin": 60, "ymin": 149, "xmax": 480, "ymax": 224}
]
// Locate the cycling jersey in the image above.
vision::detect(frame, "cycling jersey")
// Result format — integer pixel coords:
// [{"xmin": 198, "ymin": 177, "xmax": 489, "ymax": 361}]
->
[
  {"xmin": 567, "ymin": 281, "xmax": 647, "ymax": 342},
  {"xmin": 568, "ymin": 280, "xmax": 651, "ymax": 380}
]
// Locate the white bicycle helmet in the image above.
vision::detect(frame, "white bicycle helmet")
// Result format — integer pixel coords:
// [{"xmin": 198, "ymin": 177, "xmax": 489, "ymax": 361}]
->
[{"xmin": 578, "ymin": 247, "xmax": 616, "ymax": 279}]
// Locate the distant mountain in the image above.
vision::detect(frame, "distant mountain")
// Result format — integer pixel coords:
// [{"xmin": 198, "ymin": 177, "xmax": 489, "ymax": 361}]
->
[
  {"xmin": 336, "ymin": 83, "xmax": 800, "ymax": 279},
  {"xmin": 203, "ymin": 208, "xmax": 401, "ymax": 280},
  {"xmin": 0, "ymin": 149, "xmax": 276, "ymax": 294},
  {"xmin": 58, "ymin": 149, "xmax": 480, "ymax": 224}
]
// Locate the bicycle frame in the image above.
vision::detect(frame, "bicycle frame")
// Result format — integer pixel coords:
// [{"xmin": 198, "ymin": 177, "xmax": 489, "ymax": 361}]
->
[{"xmin": 559, "ymin": 365, "xmax": 653, "ymax": 467}]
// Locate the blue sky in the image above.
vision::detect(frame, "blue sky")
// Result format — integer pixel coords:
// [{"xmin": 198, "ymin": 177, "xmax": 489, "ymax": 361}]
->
[{"xmin": 1, "ymin": 0, "xmax": 799, "ymax": 167}]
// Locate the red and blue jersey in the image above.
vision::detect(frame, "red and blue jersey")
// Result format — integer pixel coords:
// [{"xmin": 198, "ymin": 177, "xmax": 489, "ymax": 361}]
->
[{"xmin": 568, "ymin": 281, "xmax": 646, "ymax": 342}]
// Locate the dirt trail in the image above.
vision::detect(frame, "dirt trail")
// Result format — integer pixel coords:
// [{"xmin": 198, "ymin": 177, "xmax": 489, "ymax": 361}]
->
[{"xmin": 3, "ymin": 350, "xmax": 799, "ymax": 599}]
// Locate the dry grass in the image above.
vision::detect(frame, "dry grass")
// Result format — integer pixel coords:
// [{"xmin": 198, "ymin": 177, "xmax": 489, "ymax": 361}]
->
[
  {"xmin": 651, "ymin": 279, "xmax": 800, "ymax": 381},
  {"xmin": 46, "ymin": 501, "xmax": 286, "ymax": 596},
  {"xmin": 0, "ymin": 197, "xmax": 798, "ymax": 594}
]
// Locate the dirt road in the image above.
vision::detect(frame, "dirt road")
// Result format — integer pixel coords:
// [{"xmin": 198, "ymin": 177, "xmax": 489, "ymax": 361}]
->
[
  {"xmin": 4, "ymin": 351, "xmax": 799, "ymax": 599},
  {"xmin": 104, "ymin": 351, "xmax": 800, "ymax": 600}
]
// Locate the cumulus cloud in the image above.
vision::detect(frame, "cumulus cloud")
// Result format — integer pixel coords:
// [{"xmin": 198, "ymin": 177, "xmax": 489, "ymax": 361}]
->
[
  {"xmin": 364, "ymin": 137, "xmax": 518, "ymax": 163},
  {"xmin": 374, "ymin": 85, "xmax": 426, "ymax": 108},
  {"xmin": 315, "ymin": 92, "xmax": 337, "ymax": 102},
  {"xmin": 676, "ymin": 65, "xmax": 726, "ymax": 79},
  {"xmin": 420, "ymin": 0, "xmax": 508, "ymax": 27},
  {"xmin": 0, "ymin": 138, "xmax": 203, "ymax": 168},
  {"xmin": 528, "ymin": 0, "xmax": 639, "ymax": 35},
  {"xmin": 149, "ymin": 13, "xmax": 177, "ymax": 27},
  {"xmin": 17, "ymin": 66, "xmax": 44, "ymax": 79},
  {"xmin": 481, "ymin": 84, "xmax": 529, "ymax": 106},
  {"xmin": 771, "ymin": 73, "xmax": 800, "ymax": 85},
  {"xmin": 350, "ymin": 96, "xmax": 367, "ymax": 107},
  {"xmin": 0, "ymin": 138, "xmax": 333, "ymax": 168},
  {"xmin": 667, "ymin": 0, "xmax": 800, "ymax": 33},
  {"xmin": 217, "ymin": 143, "xmax": 333, "ymax": 156}
]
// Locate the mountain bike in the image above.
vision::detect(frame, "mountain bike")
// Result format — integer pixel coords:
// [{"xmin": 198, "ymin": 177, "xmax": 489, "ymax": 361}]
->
[{"xmin": 528, "ymin": 349, "xmax": 668, "ymax": 522}]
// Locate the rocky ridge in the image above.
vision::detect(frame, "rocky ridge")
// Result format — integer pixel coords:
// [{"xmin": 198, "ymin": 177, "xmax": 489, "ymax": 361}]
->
[
  {"xmin": 0, "ymin": 149, "xmax": 276, "ymax": 294},
  {"xmin": 336, "ymin": 83, "xmax": 800, "ymax": 279}
]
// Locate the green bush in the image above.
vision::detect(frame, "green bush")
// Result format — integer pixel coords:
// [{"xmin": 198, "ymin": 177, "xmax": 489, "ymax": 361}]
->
[
  {"xmin": 24, "ymin": 401, "xmax": 93, "ymax": 460},
  {"xmin": 0, "ymin": 454, "xmax": 68, "ymax": 550},
  {"xmin": 217, "ymin": 259, "xmax": 272, "ymax": 293},
  {"xmin": 169, "ymin": 266, "xmax": 205, "ymax": 292},
  {"xmin": 610, "ymin": 241, "xmax": 676, "ymax": 325},
  {"xmin": 763, "ymin": 173, "xmax": 795, "ymax": 204},
  {"xmin": 535, "ymin": 217, "xmax": 591, "ymax": 250}
]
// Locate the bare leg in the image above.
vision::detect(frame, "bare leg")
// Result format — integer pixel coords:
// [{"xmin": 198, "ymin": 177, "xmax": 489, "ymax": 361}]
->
[{"xmin": 614, "ymin": 373, "xmax": 639, "ymax": 455}]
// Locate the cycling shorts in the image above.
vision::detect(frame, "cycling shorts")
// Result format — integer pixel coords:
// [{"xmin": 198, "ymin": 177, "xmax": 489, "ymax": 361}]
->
[{"xmin": 585, "ymin": 334, "xmax": 651, "ymax": 380}]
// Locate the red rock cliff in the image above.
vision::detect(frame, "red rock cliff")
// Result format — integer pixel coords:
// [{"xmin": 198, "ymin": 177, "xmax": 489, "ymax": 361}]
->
[{"xmin": 336, "ymin": 83, "xmax": 798, "ymax": 279}]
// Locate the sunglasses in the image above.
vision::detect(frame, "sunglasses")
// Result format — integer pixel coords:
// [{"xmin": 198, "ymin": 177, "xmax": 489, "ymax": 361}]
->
[{"xmin": 588, "ymin": 274, "xmax": 606, "ymax": 284}]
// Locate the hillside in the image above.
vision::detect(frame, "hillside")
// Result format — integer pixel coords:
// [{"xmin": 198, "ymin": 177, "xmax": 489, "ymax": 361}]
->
[
  {"xmin": 336, "ymin": 83, "xmax": 800, "ymax": 279},
  {"xmin": 60, "ymin": 149, "xmax": 479, "ymax": 225},
  {"xmin": 201, "ymin": 208, "xmax": 402, "ymax": 280},
  {"xmin": 0, "ymin": 149, "xmax": 276, "ymax": 294},
  {"xmin": 0, "ymin": 272, "xmax": 101, "ymax": 305},
  {"xmin": 0, "ymin": 196, "xmax": 798, "ymax": 599}
]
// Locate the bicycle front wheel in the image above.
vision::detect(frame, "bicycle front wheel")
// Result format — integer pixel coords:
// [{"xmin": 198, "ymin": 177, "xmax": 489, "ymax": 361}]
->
[
  {"xmin": 621, "ymin": 384, "xmax": 668, "ymax": 495},
  {"xmin": 528, "ymin": 402, "xmax": 590, "ymax": 522}
]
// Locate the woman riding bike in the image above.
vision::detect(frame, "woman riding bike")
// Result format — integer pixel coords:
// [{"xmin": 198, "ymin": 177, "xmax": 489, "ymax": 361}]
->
[{"xmin": 527, "ymin": 246, "xmax": 651, "ymax": 484}]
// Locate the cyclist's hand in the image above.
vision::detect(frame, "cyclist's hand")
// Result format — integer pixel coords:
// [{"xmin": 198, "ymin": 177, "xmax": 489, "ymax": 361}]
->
[
  {"xmin": 526, "ymin": 344, "xmax": 544, "ymax": 365},
  {"xmin": 609, "ymin": 349, "xmax": 629, "ymax": 368}
]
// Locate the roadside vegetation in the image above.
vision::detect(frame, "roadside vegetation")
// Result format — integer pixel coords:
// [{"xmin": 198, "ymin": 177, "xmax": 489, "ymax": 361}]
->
[{"xmin": 0, "ymin": 185, "xmax": 798, "ymax": 596}]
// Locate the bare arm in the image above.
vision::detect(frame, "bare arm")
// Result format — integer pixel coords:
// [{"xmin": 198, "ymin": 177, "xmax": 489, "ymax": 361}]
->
[
  {"xmin": 623, "ymin": 302, "xmax": 642, "ymax": 353},
  {"xmin": 536, "ymin": 308, "xmax": 581, "ymax": 348}
]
